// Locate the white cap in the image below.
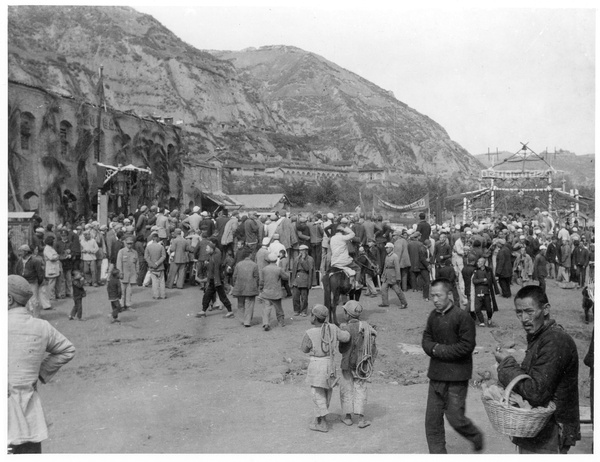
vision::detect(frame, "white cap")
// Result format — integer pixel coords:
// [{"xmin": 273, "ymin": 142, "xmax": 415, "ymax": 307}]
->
[
  {"xmin": 193, "ymin": 206, "xmax": 200, "ymax": 213},
  {"xmin": 535, "ymin": 229, "xmax": 541, "ymax": 234},
  {"xmin": 327, "ymin": 212, "xmax": 334, "ymax": 220},
  {"xmin": 201, "ymin": 211, "xmax": 208, "ymax": 217},
  {"xmin": 385, "ymin": 242, "xmax": 394, "ymax": 248},
  {"xmin": 262, "ymin": 237, "xmax": 271, "ymax": 246},
  {"xmin": 572, "ymin": 227, "xmax": 578, "ymax": 232}
]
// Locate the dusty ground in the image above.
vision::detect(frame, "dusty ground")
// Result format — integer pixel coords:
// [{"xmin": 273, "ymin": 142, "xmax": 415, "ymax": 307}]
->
[{"xmin": 37, "ymin": 276, "xmax": 593, "ymax": 454}]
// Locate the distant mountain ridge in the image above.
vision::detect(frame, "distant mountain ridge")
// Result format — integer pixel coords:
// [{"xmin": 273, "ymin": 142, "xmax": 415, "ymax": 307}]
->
[{"xmin": 8, "ymin": 5, "xmax": 483, "ymax": 179}]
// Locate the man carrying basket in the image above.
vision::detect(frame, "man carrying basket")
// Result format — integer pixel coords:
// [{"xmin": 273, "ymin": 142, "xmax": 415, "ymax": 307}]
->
[{"xmin": 494, "ymin": 285, "xmax": 580, "ymax": 454}]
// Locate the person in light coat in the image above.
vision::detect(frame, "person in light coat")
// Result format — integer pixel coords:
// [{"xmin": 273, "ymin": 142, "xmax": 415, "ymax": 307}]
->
[
  {"xmin": 116, "ymin": 235, "xmax": 139, "ymax": 309},
  {"xmin": 8, "ymin": 275, "xmax": 75, "ymax": 454}
]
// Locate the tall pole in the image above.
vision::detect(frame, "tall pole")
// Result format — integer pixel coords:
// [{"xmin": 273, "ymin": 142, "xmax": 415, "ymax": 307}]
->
[
  {"xmin": 490, "ymin": 179, "xmax": 495, "ymax": 216},
  {"xmin": 570, "ymin": 189, "xmax": 575, "ymax": 215},
  {"xmin": 95, "ymin": 65, "xmax": 104, "ymax": 163},
  {"xmin": 548, "ymin": 172, "xmax": 552, "ymax": 213},
  {"xmin": 463, "ymin": 197, "xmax": 467, "ymax": 224},
  {"xmin": 575, "ymin": 188, "xmax": 580, "ymax": 218}
]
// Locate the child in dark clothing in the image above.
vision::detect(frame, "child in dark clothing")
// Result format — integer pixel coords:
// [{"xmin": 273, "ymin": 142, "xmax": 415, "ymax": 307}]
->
[
  {"xmin": 70, "ymin": 270, "xmax": 86, "ymax": 320},
  {"xmin": 107, "ymin": 268, "xmax": 122, "ymax": 323}
]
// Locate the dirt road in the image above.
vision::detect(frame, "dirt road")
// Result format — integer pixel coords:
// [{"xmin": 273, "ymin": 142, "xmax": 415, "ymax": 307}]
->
[{"xmin": 38, "ymin": 277, "xmax": 593, "ymax": 453}]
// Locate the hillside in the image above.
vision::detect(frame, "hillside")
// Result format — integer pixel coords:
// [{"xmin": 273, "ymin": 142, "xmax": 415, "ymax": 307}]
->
[
  {"xmin": 8, "ymin": 5, "xmax": 483, "ymax": 178},
  {"xmin": 475, "ymin": 149, "xmax": 595, "ymax": 188},
  {"xmin": 214, "ymin": 46, "xmax": 483, "ymax": 177}
]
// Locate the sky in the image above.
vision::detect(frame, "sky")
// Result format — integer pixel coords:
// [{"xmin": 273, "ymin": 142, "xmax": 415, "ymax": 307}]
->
[{"xmin": 127, "ymin": 2, "xmax": 596, "ymax": 157}]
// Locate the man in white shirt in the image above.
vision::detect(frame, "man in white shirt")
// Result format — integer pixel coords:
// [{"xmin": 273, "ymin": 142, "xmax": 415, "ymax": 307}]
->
[{"xmin": 330, "ymin": 219, "xmax": 361, "ymax": 287}]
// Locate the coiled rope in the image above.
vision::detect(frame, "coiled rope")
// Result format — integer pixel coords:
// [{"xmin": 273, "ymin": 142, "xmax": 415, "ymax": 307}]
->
[{"xmin": 355, "ymin": 321, "xmax": 375, "ymax": 380}]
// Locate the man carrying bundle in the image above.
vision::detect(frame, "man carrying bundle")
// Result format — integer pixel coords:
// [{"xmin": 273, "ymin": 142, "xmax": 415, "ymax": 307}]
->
[{"xmin": 339, "ymin": 301, "xmax": 377, "ymax": 429}]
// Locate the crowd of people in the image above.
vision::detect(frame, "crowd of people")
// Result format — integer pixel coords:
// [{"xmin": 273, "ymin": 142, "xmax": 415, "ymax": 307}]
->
[
  {"xmin": 10, "ymin": 204, "xmax": 594, "ymax": 330},
  {"xmin": 7, "ymin": 201, "xmax": 595, "ymax": 454}
]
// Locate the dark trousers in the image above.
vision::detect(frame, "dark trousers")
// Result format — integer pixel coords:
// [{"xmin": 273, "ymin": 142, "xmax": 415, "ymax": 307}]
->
[
  {"xmin": 70, "ymin": 297, "xmax": 83, "ymax": 319},
  {"xmin": 425, "ymin": 380, "xmax": 482, "ymax": 454},
  {"xmin": 538, "ymin": 276, "xmax": 546, "ymax": 294},
  {"xmin": 400, "ymin": 267, "xmax": 410, "ymax": 292},
  {"xmin": 311, "ymin": 244, "xmax": 322, "ymax": 275},
  {"xmin": 474, "ymin": 293, "xmax": 492, "ymax": 323},
  {"xmin": 293, "ymin": 286, "xmax": 309, "ymax": 314},
  {"xmin": 282, "ymin": 279, "xmax": 292, "ymax": 297},
  {"xmin": 497, "ymin": 276, "xmax": 512, "ymax": 298},
  {"xmin": 419, "ymin": 269, "xmax": 430, "ymax": 299},
  {"xmin": 137, "ymin": 260, "xmax": 148, "ymax": 286},
  {"xmin": 110, "ymin": 300, "xmax": 121, "ymax": 319},
  {"xmin": 202, "ymin": 279, "xmax": 232, "ymax": 312},
  {"xmin": 576, "ymin": 265, "xmax": 586, "ymax": 287},
  {"xmin": 9, "ymin": 441, "xmax": 42, "ymax": 454}
]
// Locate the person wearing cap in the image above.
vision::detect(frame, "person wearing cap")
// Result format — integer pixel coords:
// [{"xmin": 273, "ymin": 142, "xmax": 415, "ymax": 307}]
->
[
  {"xmin": 258, "ymin": 252, "xmax": 289, "ymax": 329},
  {"xmin": 231, "ymin": 247, "xmax": 259, "ymax": 327},
  {"xmin": 472, "ymin": 256, "xmax": 496, "ymax": 327},
  {"xmin": 198, "ymin": 211, "xmax": 215, "ymax": 238},
  {"xmin": 514, "ymin": 245, "xmax": 533, "ymax": 286},
  {"xmin": 155, "ymin": 209, "xmax": 170, "ymax": 241},
  {"xmin": 145, "ymin": 231, "xmax": 167, "ymax": 299},
  {"xmin": 495, "ymin": 238, "xmax": 513, "ymax": 298},
  {"xmin": 215, "ymin": 208, "xmax": 230, "ymax": 248},
  {"xmin": 94, "ymin": 224, "xmax": 109, "ymax": 286},
  {"xmin": 166, "ymin": 228, "xmax": 190, "ymax": 289},
  {"xmin": 80, "ymin": 230, "xmax": 99, "ymax": 287},
  {"xmin": 296, "ymin": 215, "xmax": 311, "ymax": 249},
  {"xmin": 267, "ymin": 233, "xmax": 285, "ymax": 258},
  {"xmin": 8, "ymin": 275, "xmax": 75, "ymax": 454},
  {"xmin": 221, "ymin": 210, "xmax": 239, "ymax": 256},
  {"xmin": 320, "ymin": 212, "xmax": 336, "ymax": 273},
  {"xmin": 557, "ymin": 237, "xmax": 573, "ymax": 283},
  {"xmin": 452, "ymin": 231, "xmax": 468, "ymax": 306},
  {"xmin": 255, "ymin": 237, "xmax": 272, "ymax": 274},
  {"xmin": 116, "ymin": 236, "xmax": 139, "ymax": 310},
  {"xmin": 357, "ymin": 244, "xmax": 379, "ymax": 297},
  {"xmin": 422, "ymin": 278, "xmax": 483, "ymax": 453},
  {"xmin": 379, "ymin": 241, "xmax": 408, "ymax": 309},
  {"xmin": 571, "ymin": 238, "xmax": 590, "ymax": 289},
  {"xmin": 196, "ymin": 242, "xmax": 234, "ymax": 318},
  {"xmin": 308, "ymin": 216, "xmax": 325, "ymax": 283},
  {"xmin": 407, "ymin": 231, "xmax": 422, "ymax": 291},
  {"xmin": 135, "ymin": 205, "xmax": 149, "ymax": 235},
  {"xmin": 55, "ymin": 229, "xmax": 74, "ymax": 299},
  {"xmin": 330, "ymin": 221, "xmax": 362, "ymax": 289},
  {"xmin": 532, "ymin": 244, "xmax": 549, "ymax": 294},
  {"xmin": 292, "ymin": 244, "xmax": 315, "ymax": 316},
  {"xmin": 392, "ymin": 230, "xmax": 411, "ymax": 292},
  {"xmin": 31, "ymin": 227, "xmax": 46, "ymax": 255},
  {"xmin": 338, "ymin": 300, "xmax": 377, "ymax": 428},
  {"xmin": 14, "ymin": 244, "xmax": 46, "ymax": 318},
  {"xmin": 416, "ymin": 212, "xmax": 431, "ymax": 244},
  {"xmin": 301, "ymin": 304, "xmax": 351, "ymax": 432},
  {"xmin": 244, "ymin": 211, "xmax": 260, "ymax": 258},
  {"xmin": 43, "ymin": 236, "xmax": 61, "ymax": 304},
  {"xmin": 183, "ymin": 206, "xmax": 203, "ymax": 232}
]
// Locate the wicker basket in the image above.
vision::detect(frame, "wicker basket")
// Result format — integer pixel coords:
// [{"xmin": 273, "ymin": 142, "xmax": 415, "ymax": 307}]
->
[{"xmin": 481, "ymin": 374, "xmax": 556, "ymax": 437}]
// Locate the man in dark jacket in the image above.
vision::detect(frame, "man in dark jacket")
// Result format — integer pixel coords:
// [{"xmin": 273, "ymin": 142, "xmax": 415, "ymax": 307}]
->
[
  {"xmin": 422, "ymin": 278, "xmax": 483, "ymax": 454},
  {"xmin": 495, "ymin": 239, "xmax": 513, "ymax": 298},
  {"xmin": 13, "ymin": 244, "xmax": 46, "ymax": 318},
  {"xmin": 231, "ymin": 248, "xmax": 259, "ymax": 327},
  {"xmin": 416, "ymin": 212, "xmax": 431, "ymax": 243},
  {"xmin": 291, "ymin": 245, "xmax": 315, "ymax": 316},
  {"xmin": 495, "ymin": 285, "xmax": 580, "ymax": 454},
  {"xmin": 196, "ymin": 241, "xmax": 233, "ymax": 318}
]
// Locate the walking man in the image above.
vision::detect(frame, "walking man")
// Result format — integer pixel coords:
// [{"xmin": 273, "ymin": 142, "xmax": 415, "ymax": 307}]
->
[
  {"xmin": 231, "ymin": 247, "xmax": 259, "ymax": 327},
  {"xmin": 379, "ymin": 242, "xmax": 408, "ymax": 309},
  {"xmin": 422, "ymin": 278, "xmax": 484, "ymax": 454},
  {"xmin": 258, "ymin": 252, "xmax": 289, "ymax": 330}
]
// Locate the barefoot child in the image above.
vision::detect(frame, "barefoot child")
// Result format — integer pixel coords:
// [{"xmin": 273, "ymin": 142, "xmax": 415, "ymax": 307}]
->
[
  {"xmin": 69, "ymin": 270, "xmax": 86, "ymax": 320},
  {"xmin": 107, "ymin": 268, "xmax": 122, "ymax": 323}
]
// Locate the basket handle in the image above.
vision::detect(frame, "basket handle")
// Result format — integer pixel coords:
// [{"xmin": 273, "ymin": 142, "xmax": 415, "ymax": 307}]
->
[{"xmin": 502, "ymin": 374, "xmax": 530, "ymax": 408}]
